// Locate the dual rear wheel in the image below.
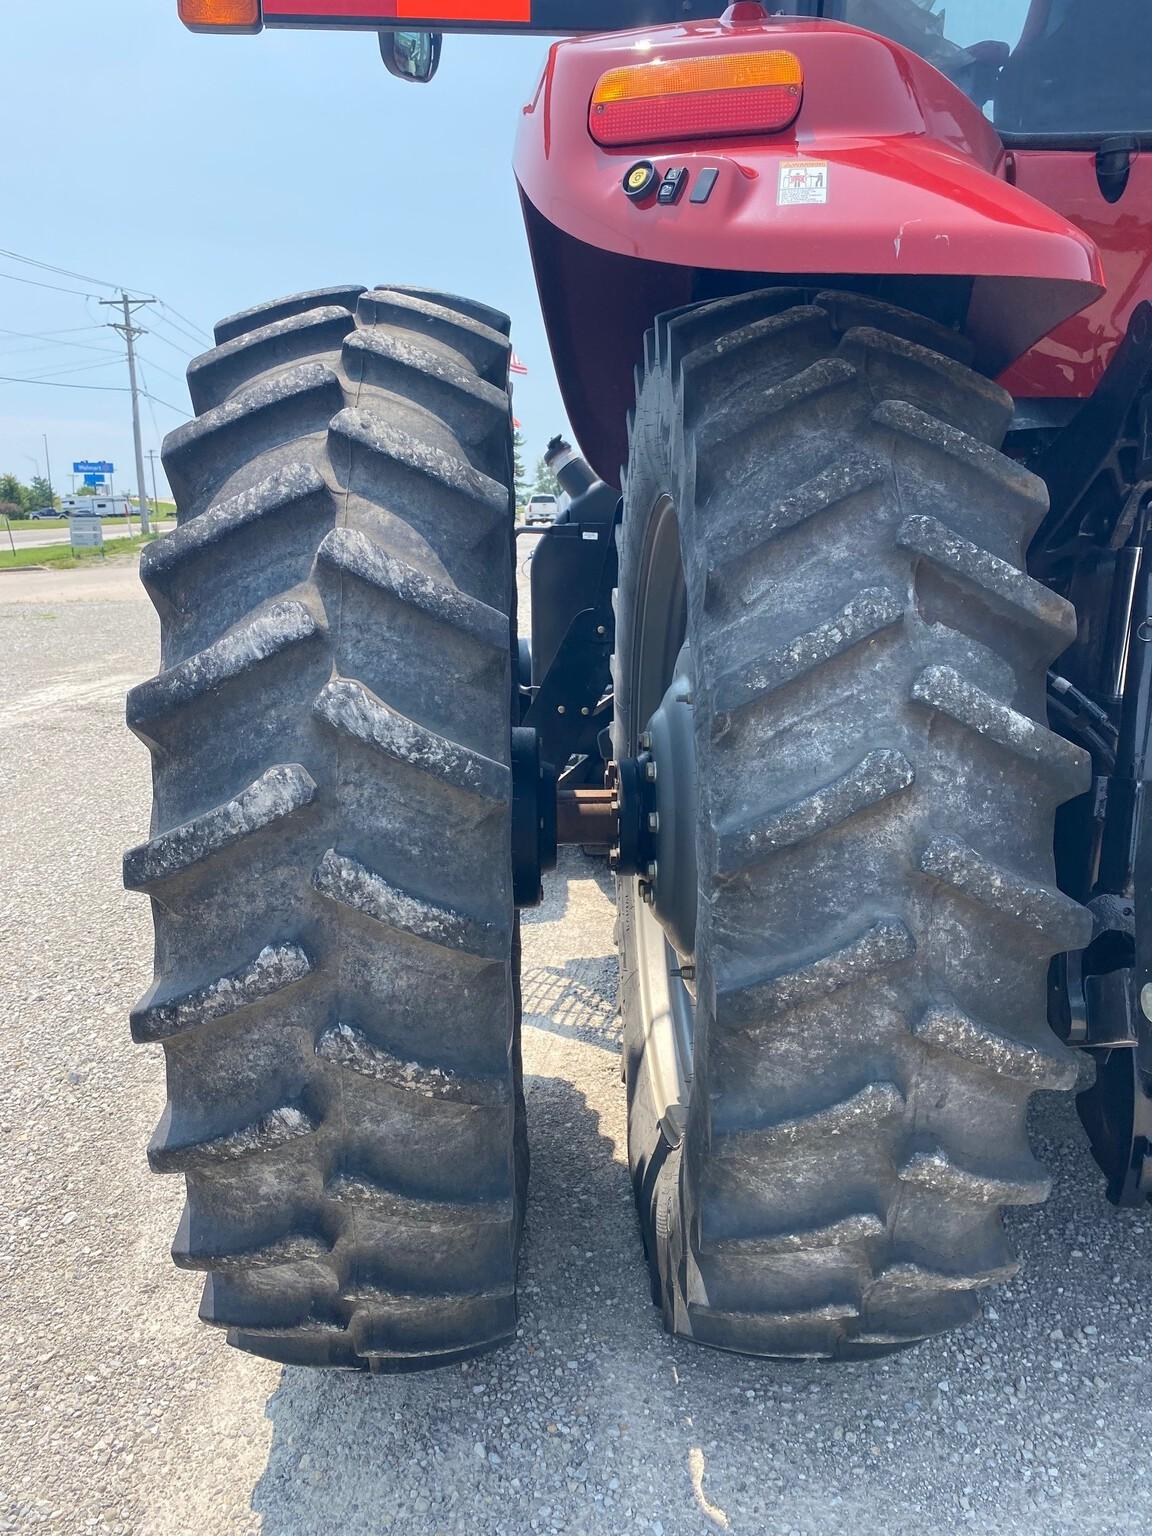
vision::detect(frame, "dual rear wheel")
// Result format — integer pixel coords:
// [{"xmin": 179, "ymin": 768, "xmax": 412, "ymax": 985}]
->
[{"xmin": 127, "ymin": 284, "xmax": 1089, "ymax": 1366}]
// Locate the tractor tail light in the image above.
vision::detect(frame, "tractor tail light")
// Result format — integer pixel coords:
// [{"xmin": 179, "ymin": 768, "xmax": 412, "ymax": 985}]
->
[
  {"xmin": 589, "ymin": 50, "xmax": 803, "ymax": 147},
  {"xmin": 179, "ymin": 0, "xmax": 262, "ymax": 31}
]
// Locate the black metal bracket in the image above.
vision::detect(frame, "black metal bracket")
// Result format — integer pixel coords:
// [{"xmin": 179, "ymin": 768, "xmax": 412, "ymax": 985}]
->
[
  {"xmin": 510, "ymin": 477, "xmax": 621, "ymax": 905},
  {"xmin": 522, "ymin": 508, "xmax": 619, "ymax": 767},
  {"xmin": 523, "ymin": 607, "xmax": 615, "ymax": 769},
  {"xmin": 1030, "ymin": 301, "xmax": 1152, "ymax": 580},
  {"xmin": 1045, "ymin": 487, "xmax": 1152, "ymax": 1205}
]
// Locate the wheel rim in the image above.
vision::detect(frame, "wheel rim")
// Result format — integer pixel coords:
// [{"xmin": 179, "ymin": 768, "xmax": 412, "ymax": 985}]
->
[{"xmin": 629, "ymin": 494, "xmax": 697, "ymax": 1113}]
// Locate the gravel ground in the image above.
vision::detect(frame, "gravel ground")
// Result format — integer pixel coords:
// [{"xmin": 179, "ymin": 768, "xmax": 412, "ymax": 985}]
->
[{"xmin": 0, "ymin": 556, "xmax": 1149, "ymax": 1536}]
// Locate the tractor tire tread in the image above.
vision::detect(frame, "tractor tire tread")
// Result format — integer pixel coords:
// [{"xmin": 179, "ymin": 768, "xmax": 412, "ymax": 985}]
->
[
  {"xmin": 617, "ymin": 291, "xmax": 1088, "ymax": 1358},
  {"xmin": 129, "ymin": 284, "xmax": 522, "ymax": 1371}
]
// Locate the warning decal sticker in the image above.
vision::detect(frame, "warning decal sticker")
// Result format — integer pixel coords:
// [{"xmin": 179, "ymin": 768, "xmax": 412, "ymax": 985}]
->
[{"xmin": 777, "ymin": 161, "xmax": 829, "ymax": 206}]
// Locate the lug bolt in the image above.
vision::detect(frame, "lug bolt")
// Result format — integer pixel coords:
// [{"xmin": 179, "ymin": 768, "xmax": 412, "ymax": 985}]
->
[
  {"xmin": 580, "ymin": 706, "xmax": 590, "ymax": 716},
  {"xmin": 644, "ymin": 759, "xmax": 658, "ymax": 782},
  {"xmin": 596, "ymin": 624, "xmax": 606, "ymax": 636},
  {"xmin": 647, "ymin": 811, "xmax": 660, "ymax": 834},
  {"xmin": 639, "ymin": 731, "xmax": 652, "ymax": 750},
  {"xmin": 556, "ymin": 704, "xmax": 566, "ymax": 715},
  {"xmin": 646, "ymin": 860, "xmax": 658, "ymax": 883},
  {"xmin": 639, "ymin": 880, "xmax": 655, "ymax": 906}
]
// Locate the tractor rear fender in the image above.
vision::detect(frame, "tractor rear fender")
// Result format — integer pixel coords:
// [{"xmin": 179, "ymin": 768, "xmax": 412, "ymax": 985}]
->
[{"xmin": 514, "ymin": 14, "xmax": 1104, "ymax": 479}]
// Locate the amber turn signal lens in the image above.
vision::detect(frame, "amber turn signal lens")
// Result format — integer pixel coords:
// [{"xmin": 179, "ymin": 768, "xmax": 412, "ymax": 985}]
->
[
  {"xmin": 178, "ymin": 0, "xmax": 262, "ymax": 31},
  {"xmin": 590, "ymin": 49, "xmax": 803, "ymax": 147}
]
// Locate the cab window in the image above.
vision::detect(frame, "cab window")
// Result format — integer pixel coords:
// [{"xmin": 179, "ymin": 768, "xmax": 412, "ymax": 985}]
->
[{"xmin": 834, "ymin": 0, "xmax": 1152, "ymax": 138}]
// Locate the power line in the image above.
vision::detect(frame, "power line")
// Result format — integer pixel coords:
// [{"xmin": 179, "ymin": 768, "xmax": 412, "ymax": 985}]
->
[
  {"xmin": 0, "ymin": 368, "xmax": 189, "ymax": 413},
  {"xmin": 139, "ymin": 364, "xmax": 164, "ymax": 447},
  {"xmin": 141, "ymin": 390, "xmax": 188, "ymax": 416},
  {"xmin": 0, "ymin": 246, "xmax": 123, "ymax": 292},
  {"xmin": 0, "ymin": 326, "xmax": 123, "ymax": 357},
  {"xmin": 158, "ymin": 301, "xmax": 212, "ymax": 346},
  {"xmin": 0, "ymin": 253, "xmax": 207, "ymax": 451},
  {"xmin": 136, "ymin": 352, "xmax": 189, "ymax": 388},
  {"xmin": 142, "ymin": 326, "xmax": 195, "ymax": 360},
  {"xmin": 0, "ymin": 339, "xmax": 81, "ymax": 361},
  {"xmin": 0, "ymin": 246, "xmax": 213, "ymax": 349},
  {"xmin": 150, "ymin": 310, "xmax": 207, "ymax": 354},
  {"xmin": 0, "ymin": 269, "xmax": 101, "ymax": 299},
  {"xmin": 0, "ymin": 324, "xmax": 109, "ymax": 338},
  {"xmin": 6, "ymin": 359, "xmax": 121, "ymax": 384},
  {"xmin": 137, "ymin": 360, "xmax": 189, "ymax": 428},
  {"xmin": 0, "ymin": 373, "xmax": 129, "ymax": 393}
]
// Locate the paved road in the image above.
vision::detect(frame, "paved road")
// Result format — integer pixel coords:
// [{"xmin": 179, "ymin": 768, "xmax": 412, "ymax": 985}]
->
[
  {"xmin": 0, "ymin": 557, "xmax": 1149, "ymax": 1536},
  {"xmin": 2, "ymin": 521, "xmax": 174, "ymax": 551}
]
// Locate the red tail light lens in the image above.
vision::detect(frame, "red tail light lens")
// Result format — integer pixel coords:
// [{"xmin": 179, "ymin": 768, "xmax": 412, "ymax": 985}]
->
[{"xmin": 589, "ymin": 49, "xmax": 803, "ymax": 147}]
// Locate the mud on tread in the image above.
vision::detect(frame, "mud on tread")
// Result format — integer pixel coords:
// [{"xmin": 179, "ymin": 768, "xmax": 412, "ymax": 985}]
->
[
  {"xmin": 617, "ymin": 288, "xmax": 1090, "ymax": 1359},
  {"xmin": 126, "ymin": 286, "xmax": 522, "ymax": 1371}
]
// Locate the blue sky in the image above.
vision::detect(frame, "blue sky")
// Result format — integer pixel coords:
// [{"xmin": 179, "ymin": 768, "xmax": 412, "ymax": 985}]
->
[{"xmin": 0, "ymin": 1, "xmax": 567, "ymax": 499}]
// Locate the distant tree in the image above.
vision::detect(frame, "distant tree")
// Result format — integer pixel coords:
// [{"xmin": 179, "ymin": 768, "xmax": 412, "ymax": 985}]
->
[
  {"xmin": 28, "ymin": 475, "xmax": 56, "ymax": 510},
  {"xmin": 0, "ymin": 473, "xmax": 30, "ymax": 514},
  {"xmin": 531, "ymin": 456, "xmax": 560, "ymax": 498},
  {"xmin": 513, "ymin": 429, "xmax": 530, "ymax": 506},
  {"xmin": 0, "ymin": 499, "xmax": 24, "ymax": 523}
]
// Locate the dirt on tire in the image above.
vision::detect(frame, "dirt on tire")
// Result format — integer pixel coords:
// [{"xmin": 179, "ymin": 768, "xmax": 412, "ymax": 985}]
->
[
  {"xmin": 125, "ymin": 285, "xmax": 525, "ymax": 1370},
  {"xmin": 616, "ymin": 289, "xmax": 1093, "ymax": 1358}
]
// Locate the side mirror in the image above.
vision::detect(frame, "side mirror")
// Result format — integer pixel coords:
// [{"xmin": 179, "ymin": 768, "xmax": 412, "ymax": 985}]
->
[{"xmin": 378, "ymin": 30, "xmax": 442, "ymax": 84}]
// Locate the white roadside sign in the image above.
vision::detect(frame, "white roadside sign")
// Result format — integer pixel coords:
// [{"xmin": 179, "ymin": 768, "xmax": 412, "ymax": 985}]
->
[{"xmin": 70, "ymin": 518, "xmax": 105, "ymax": 551}]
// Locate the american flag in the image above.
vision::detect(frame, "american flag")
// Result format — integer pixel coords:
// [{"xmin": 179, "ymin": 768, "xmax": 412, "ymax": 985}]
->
[{"xmin": 510, "ymin": 350, "xmax": 528, "ymax": 376}]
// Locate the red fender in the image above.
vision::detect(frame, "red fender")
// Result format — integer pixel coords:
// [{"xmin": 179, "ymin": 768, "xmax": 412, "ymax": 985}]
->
[{"xmin": 513, "ymin": 14, "xmax": 1103, "ymax": 478}]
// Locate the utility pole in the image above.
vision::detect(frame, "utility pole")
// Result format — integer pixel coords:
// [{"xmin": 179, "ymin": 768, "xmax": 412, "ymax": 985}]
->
[
  {"xmin": 146, "ymin": 449, "xmax": 162, "ymax": 519},
  {"xmin": 100, "ymin": 291, "xmax": 155, "ymax": 536},
  {"xmin": 43, "ymin": 434, "xmax": 54, "ymax": 507}
]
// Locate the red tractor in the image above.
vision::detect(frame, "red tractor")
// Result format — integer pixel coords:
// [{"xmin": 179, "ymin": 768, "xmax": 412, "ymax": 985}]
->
[{"xmin": 127, "ymin": 0, "xmax": 1152, "ymax": 1368}]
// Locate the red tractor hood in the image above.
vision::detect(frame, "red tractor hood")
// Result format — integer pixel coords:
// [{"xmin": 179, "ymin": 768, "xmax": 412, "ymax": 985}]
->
[{"xmin": 514, "ymin": 15, "xmax": 1103, "ymax": 375}]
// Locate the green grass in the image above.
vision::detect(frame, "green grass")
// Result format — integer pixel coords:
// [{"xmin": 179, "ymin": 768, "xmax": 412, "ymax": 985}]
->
[
  {"xmin": 4, "ymin": 509, "xmax": 175, "ymax": 532},
  {"xmin": 0, "ymin": 533, "xmax": 156, "ymax": 571}
]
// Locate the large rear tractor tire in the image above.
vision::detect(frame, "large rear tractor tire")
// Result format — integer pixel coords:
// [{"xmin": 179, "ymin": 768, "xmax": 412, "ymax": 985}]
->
[
  {"xmin": 125, "ymin": 285, "xmax": 525, "ymax": 1370},
  {"xmin": 616, "ymin": 290, "xmax": 1093, "ymax": 1358}
]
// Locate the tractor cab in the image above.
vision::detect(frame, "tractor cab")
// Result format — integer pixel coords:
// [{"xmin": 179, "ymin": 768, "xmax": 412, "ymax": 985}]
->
[{"xmin": 830, "ymin": 0, "xmax": 1152, "ymax": 136}]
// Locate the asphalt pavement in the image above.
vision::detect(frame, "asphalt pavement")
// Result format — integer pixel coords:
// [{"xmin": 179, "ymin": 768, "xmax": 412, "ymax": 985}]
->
[
  {"xmin": 0, "ymin": 555, "xmax": 1149, "ymax": 1536},
  {"xmin": 2, "ymin": 521, "xmax": 174, "ymax": 551}
]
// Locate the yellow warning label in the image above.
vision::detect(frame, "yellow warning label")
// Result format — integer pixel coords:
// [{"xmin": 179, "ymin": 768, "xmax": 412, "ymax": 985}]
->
[{"xmin": 777, "ymin": 160, "xmax": 829, "ymax": 206}]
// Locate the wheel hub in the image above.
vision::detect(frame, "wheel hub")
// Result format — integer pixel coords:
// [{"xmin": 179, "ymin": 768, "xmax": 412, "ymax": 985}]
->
[
  {"xmin": 511, "ymin": 651, "xmax": 698, "ymax": 966},
  {"xmin": 632, "ymin": 650, "xmax": 698, "ymax": 960}
]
